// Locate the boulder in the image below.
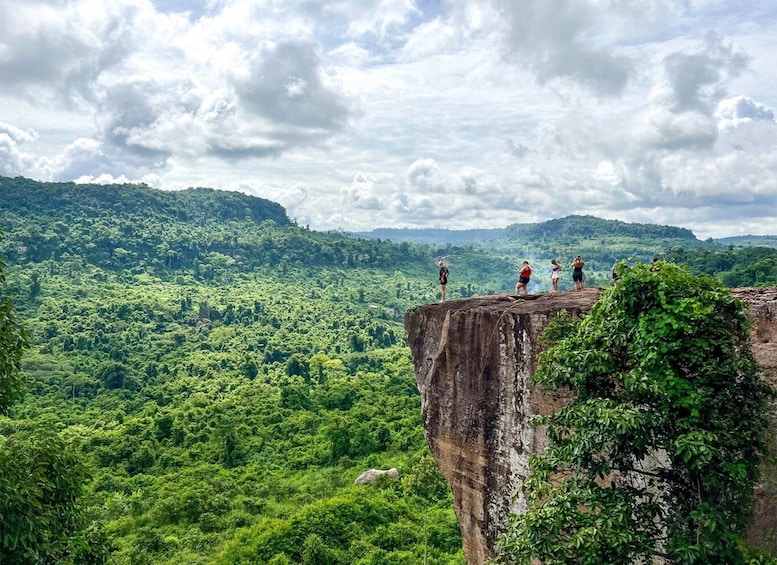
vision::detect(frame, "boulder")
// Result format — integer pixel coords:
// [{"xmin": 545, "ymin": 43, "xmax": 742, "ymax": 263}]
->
[{"xmin": 354, "ymin": 467, "xmax": 399, "ymax": 485}]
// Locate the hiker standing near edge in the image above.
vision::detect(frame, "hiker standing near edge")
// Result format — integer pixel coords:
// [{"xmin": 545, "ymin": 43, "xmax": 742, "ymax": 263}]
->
[
  {"xmin": 571, "ymin": 255, "xmax": 585, "ymax": 291},
  {"xmin": 550, "ymin": 259, "xmax": 561, "ymax": 293},
  {"xmin": 515, "ymin": 260, "xmax": 532, "ymax": 296},
  {"xmin": 438, "ymin": 261, "xmax": 449, "ymax": 302}
]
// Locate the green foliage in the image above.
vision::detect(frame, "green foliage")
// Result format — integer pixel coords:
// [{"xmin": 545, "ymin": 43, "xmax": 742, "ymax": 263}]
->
[
  {"xmin": 0, "ymin": 252, "xmax": 27, "ymax": 413},
  {"xmin": 402, "ymin": 454, "xmax": 450, "ymax": 502},
  {"xmin": 1, "ymin": 248, "xmax": 107, "ymax": 563},
  {"xmin": 213, "ymin": 489, "xmax": 399, "ymax": 563},
  {"xmin": 743, "ymin": 543, "xmax": 777, "ymax": 564},
  {"xmin": 664, "ymin": 246, "xmax": 777, "ymax": 287},
  {"xmin": 1, "ymin": 227, "xmax": 460, "ymax": 563},
  {"xmin": 0, "ymin": 430, "xmax": 106, "ymax": 564},
  {"xmin": 496, "ymin": 261, "xmax": 774, "ymax": 565},
  {"xmin": 0, "ymin": 177, "xmax": 439, "ymax": 279}
]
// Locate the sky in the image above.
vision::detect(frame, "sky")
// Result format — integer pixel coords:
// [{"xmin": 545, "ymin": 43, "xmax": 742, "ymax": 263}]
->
[{"xmin": 1, "ymin": 0, "xmax": 776, "ymax": 239}]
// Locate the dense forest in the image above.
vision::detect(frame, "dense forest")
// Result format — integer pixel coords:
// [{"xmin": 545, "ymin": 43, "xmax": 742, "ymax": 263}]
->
[{"xmin": 1, "ymin": 176, "xmax": 777, "ymax": 564}]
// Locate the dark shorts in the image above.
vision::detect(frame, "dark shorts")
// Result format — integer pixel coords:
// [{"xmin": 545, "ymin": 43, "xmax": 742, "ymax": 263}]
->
[
  {"xmin": 440, "ymin": 278, "xmax": 447, "ymax": 285},
  {"xmin": 572, "ymin": 271, "xmax": 583, "ymax": 282},
  {"xmin": 518, "ymin": 276, "xmax": 530, "ymax": 284}
]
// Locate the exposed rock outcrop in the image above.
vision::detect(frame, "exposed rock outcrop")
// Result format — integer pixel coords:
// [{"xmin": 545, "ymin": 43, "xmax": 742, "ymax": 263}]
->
[
  {"xmin": 405, "ymin": 288, "xmax": 777, "ymax": 565},
  {"xmin": 354, "ymin": 467, "xmax": 399, "ymax": 485}
]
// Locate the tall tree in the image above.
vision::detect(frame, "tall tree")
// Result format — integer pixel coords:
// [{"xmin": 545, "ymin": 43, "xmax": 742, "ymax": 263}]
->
[
  {"xmin": 0, "ymin": 251, "xmax": 27, "ymax": 413},
  {"xmin": 497, "ymin": 261, "xmax": 774, "ymax": 564}
]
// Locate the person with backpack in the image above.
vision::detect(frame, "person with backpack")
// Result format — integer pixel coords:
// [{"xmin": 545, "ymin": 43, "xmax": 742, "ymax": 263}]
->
[
  {"xmin": 438, "ymin": 261, "xmax": 449, "ymax": 301},
  {"xmin": 515, "ymin": 260, "xmax": 532, "ymax": 296}
]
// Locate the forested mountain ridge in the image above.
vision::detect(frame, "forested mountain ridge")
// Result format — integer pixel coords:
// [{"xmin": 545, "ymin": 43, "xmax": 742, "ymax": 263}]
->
[
  {"xmin": 4, "ymin": 175, "xmax": 777, "ymax": 292},
  {"xmin": 503, "ymin": 214, "xmax": 696, "ymax": 240},
  {"xmin": 0, "ymin": 176, "xmax": 438, "ymax": 278},
  {"xmin": 355, "ymin": 215, "xmax": 697, "ymax": 245},
  {"xmin": 717, "ymin": 235, "xmax": 777, "ymax": 248},
  {"xmin": 0, "ymin": 175, "xmax": 290, "ymax": 225}
]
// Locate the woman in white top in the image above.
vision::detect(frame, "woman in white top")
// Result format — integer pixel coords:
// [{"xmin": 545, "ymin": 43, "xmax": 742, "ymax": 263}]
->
[{"xmin": 550, "ymin": 259, "xmax": 561, "ymax": 293}]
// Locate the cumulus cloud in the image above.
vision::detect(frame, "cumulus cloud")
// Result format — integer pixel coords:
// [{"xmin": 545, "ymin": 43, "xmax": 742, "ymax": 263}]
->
[
  {"xmin": 0, "ymin": 0, "xmax": 359, "ymax": 169},
  {"xmin": 490, "ymin": 0, "xmax": 633, "ymax": 95},
  {"xmin": 85, "ymin": 39, "xmax": 358, "ymax": 164},
  {"xmin": 340, "ymin": 0, "xmax": 420, "ymax": 41},
  {"xmin": 407, "ymin": 158, "xmax": 444, "ymax": 193},
  {"xmin": 0, "ymin": 123, "xmax": 38, "ymax": 176},
  {"xmin": 662, "ymin": 32, "xmax": 749, "ymax": 114},
  {"xmin": 633, "ymin": 107, "xmax": 719, "ymax": 151},
  {"xmin": 0, "ymin": 135, "xmax": 27, "ymax": 177},
  {"xmin": 51, "ymin": 138, "xmax": 116, "ymax": 181},
  {"xmin": 342, "ymin": 173, "xmax": 389, "ymax": 210},
  {"xmin": 233, "ymin": 39, "xmax": 354, "ymax": 132},
  {"xmin": 0, "ymin": 0, "xmax": 150, "ymax": 106},
  {"xmin": 716, "ymin": 96, "xmax": 775, "ymax": 130}
]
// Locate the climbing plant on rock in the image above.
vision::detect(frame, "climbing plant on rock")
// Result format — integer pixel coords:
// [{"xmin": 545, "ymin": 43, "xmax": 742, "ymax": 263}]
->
[{"xmin": 496, "ymin": 261, "xmax": 774, "ymax": 565}]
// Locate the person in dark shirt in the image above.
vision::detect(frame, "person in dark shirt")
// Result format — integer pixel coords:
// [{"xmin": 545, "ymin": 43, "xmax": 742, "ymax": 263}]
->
[
  {"xmin": 571, "ymin": 256, "xmax": 585, "ymax": 291},
  {"xmin": 439, "ymin": 261, "xmax": 449, "ymax": 302}
]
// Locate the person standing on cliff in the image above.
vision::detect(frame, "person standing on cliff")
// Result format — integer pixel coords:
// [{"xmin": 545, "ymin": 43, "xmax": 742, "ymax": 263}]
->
[
  {"xmin": 571, "ymin": 255, "xmax": 585, "ymax": 291},
  {"xmin": 515, "ymin": 260, "xmax": 532, "ymax": 296},
  {"xmin": 438, "ymin": 260, "xmax": 449, "ymax": 301},
  {"xmin": 550, "ymin": 259, "xmax": 561, "ymax": 293}
]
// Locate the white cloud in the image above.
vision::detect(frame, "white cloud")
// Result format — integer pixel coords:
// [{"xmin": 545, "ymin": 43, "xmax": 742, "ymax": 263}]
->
[
  {"xmin": 341, "ymin": 0, "xmax": 420, "ymax": 40},
  {"xmin": 0, "ymin": 123, "xmax": 39, "ymax": 176},
  {"xmin": 233, "ymin": 39, "xmax": 355, "ymax": 131},
  {"xmin": 716, "ymin": 96, "xmax": 775, "ymax": 130},
  {"xmin": 489, "ymin": 0, "xmax": 634, "ymax": 95},
  {"xmin": 662, "ymin": 32, "xmax": 749, "ymax": 114}
]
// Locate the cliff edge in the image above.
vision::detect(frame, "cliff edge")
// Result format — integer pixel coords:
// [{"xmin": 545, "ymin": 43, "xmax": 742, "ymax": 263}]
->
[{"xmin": 405, "ymin": 287, "xmax": 777, "ymax": 565}]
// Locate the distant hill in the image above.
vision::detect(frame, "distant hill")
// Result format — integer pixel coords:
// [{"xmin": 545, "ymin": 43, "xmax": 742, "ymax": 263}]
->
[
  {"xmin": 355, "ymin": 215, "xmax": 697, "ymax": 245},
  {"xmin": 503, "ymin": 215, "xmax": 697, "ymax": 241},
  {"xmin": 715, "ymin": 235, "xmax": 777, "ymax": 249}
]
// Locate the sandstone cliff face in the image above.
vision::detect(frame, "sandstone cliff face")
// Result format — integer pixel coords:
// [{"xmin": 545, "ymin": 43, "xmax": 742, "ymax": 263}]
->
[{"xmin": 405, "ymin": 288, "xmax": 777, "ymax": 565}]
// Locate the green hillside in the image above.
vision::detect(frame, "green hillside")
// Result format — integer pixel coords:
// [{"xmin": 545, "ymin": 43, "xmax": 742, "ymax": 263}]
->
[{"xmin": 1, "ymin": 177, "xmax": 468, "ymax": 563}]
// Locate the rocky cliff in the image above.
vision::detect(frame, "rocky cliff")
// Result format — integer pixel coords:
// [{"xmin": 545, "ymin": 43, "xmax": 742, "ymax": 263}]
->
[{"xmin": 405, "ymin": 287, "xmax": 777, "ymax": 565}]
